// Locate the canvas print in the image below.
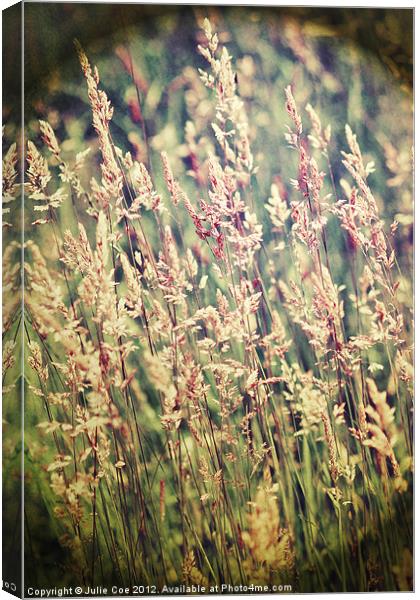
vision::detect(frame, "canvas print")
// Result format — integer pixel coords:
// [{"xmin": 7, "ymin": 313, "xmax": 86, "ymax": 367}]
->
[{"xmin": 2, "ymin": 2, "xmax": 413, "ymax": 596}]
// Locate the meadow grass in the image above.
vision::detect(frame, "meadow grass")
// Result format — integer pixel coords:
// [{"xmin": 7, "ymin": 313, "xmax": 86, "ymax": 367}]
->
[{"xmin": 2, "ymin": 12, "xmax": 413, "ymax": 593}]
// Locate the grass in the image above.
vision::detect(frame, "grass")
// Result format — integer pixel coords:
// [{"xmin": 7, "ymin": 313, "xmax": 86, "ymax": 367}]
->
[{"xmin": 2, "ymin": 7, "xmax": 413, "ymax": 594}]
